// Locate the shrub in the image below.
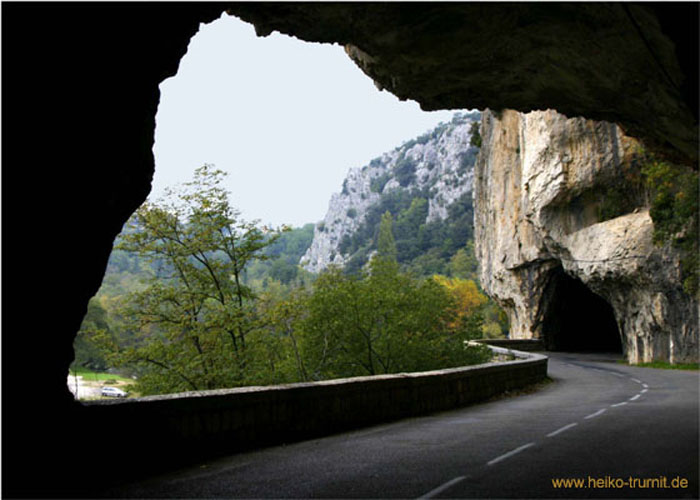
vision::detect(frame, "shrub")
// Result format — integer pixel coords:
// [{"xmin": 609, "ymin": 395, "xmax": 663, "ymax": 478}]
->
[
  {"xmin": 370, "ymin": 173, "xmax": 391, "ymax": 193},
  {"xmin": 339, "ymin": 234, "xmax": 353, "ymax": 254},
  {"xmin": 395, "ymin": 157, "xmax": 416, "ymax": 187},
  {"xmin": 642, "ymin": 157, "xmax": 698, "ymax": 295},
  {"xmin": 469, "ymin": 121, "xmax": 482, "ymax": 148}
]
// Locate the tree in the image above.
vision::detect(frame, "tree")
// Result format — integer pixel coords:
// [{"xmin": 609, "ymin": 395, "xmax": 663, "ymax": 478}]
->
[
  {"xmin": 299, "ymin": 259, "xmax": 490, "ymax": 380},
  {"xmin": 256, "ymin": 284, "xmax": 311, "ymax": 383},
  {"xmin": 448, "ymin": 242, "xmax": 479, "ymax": 280},
  {"xmin": 433, "ymin": 275, "xmax": 488, "ymax": 339},
  {"xmin": 72, "ymin": 299, "xmax": 111, "ymax": 371},
  {"xmin": 103, "ymin": 165, "xmax": 284, "ymax": 395},
  {"xmin": 377, "ymin": 211, "xmax": 397, "ymax": 262}
]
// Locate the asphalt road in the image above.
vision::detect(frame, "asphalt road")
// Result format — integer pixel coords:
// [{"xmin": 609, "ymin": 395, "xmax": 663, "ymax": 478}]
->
[{"xmin": 108, "ymin": 353, "xmax": 698, "ymax": 498}]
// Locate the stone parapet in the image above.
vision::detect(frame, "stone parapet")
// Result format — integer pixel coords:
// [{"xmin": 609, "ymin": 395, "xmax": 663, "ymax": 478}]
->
[{"xmin": 84, "ymin": 346, "xmax": 547, "ymax": 486}]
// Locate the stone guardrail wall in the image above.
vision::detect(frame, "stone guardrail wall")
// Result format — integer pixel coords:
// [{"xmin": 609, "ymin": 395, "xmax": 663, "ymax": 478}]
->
[
  {"xmin": 85, "ymin": 344, "xmax": 547, "ymax": 484},
  {"xmin": 87, "ymin": 345, "xmax": 546, "ymax": 455},
  {"xmin": 473, "ymin": 338, "xmax": 545, "ymax": 351}
]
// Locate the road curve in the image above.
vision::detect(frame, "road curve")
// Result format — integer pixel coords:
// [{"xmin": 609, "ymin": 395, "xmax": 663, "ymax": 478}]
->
[{"xmin": 107, "ymin": 353, "xmax": 698, "ymax": 499}]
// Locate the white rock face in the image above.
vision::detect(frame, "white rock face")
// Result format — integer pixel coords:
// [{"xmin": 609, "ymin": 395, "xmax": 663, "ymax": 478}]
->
[
  {"xmin": 301, "ymin": 113, "xmax": 480, "ymax": 273},
  {"xmin": 474, "ymin": 109, "xmax": 698, "ymax": 364}
]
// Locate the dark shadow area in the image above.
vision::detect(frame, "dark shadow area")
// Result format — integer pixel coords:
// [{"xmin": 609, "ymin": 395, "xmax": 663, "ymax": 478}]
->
[{"xmin": 541, "ymin": 267, "xmax": 622, "ymax": 353}]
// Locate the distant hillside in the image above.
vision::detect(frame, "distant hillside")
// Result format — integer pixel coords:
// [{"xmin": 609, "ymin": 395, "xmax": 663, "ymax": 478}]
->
[
  {"xmin": 301, "ymin": 111, "xmax": 482, "ymax": 277},
  {"xmin": 245, "ymin": 223, "xmax": 315, "ymax": 286}
]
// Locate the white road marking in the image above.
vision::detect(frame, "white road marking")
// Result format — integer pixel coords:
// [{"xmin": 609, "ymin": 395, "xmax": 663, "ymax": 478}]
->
[
  {"xmin": 418, "ymin": 476, "xmax": 466, "ymax": 499},
  {"xmin": 423, "ymin": 365, "xmax": 649, "ymax": 499},
  {"xmin": 546, "ymin": 423, "xmax": 578, "ymax": 437},
  {"xmin": 170, "ymin": 461, "xmax": 253, "ymax": 484},
  {"xmin": 584, "ymin": 408, "xmax": 607, "ymax": 419},
  {"xmin": 487, "ymin": 442, "xmax": 536, "ymax": 466}
]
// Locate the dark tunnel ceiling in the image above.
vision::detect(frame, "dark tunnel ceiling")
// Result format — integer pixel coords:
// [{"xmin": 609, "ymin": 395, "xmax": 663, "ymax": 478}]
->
[{"xmin": 228, "ymin": 3, "xmax": 699, "ymax": 165}]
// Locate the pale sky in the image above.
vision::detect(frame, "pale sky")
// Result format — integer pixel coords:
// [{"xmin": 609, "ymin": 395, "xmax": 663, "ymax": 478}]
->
[{"xmin": 153, "ymin": 14, "xmax": 458, "ymax": 228}]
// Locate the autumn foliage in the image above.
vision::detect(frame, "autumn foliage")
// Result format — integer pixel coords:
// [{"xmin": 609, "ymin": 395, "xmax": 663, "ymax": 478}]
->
[{"xmin": 433, "ymin": 275, "xmax": 488, "ymax": 335}]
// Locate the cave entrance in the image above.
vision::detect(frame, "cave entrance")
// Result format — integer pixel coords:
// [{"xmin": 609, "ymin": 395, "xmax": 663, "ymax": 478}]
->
[
  {"xmin": 541, "ymin": 266, "xmax": 622, "ymax": 353},
  {"xmin": 69, "ymin": 13, "xmax": 461, "ymax": 399}
]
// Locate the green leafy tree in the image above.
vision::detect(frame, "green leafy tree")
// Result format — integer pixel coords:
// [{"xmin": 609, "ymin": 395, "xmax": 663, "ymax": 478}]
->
[
  {"xmin": 481, "ymin": 301, "xmax": 509, "ymax": 339},
  {"xmin": 377, "ymin": 211, "xmax": 398, "ymax": 262},
  {"xmin": 244, "ymin": 223, "xmax": 315, "ymax": 287},
  {"xmin": 300, "ymin": 258, "xmax": 490, "ymax": 380},
  {"xmin": 72, "ymin": 299, "xmax": 112, "ymax": 371},
  {"xmin": 103, "ymin": 165, "xmax": 284, "ymax": 394},
  {"xmin": 256, "ymin": 285, "xmax": 311, "ymax": 383},
  {"xmin": 448, "ymin": 242, "xmax": 479, "ymax": 280}
]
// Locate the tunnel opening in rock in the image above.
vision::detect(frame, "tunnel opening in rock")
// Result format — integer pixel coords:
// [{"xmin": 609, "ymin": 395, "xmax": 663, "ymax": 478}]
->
[
  {"xmin": 67, "ymin": 13, "xmax": 465, "ymax": 401},
  {"xmin": 540, "ymin": 266, "xmax": 622, "ymax": 353}
]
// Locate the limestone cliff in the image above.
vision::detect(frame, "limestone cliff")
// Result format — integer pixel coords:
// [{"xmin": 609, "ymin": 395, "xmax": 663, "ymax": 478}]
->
[
  {"xmin": 474, "ymin": 110, "xmax": 698, "ymax": 364},
  {"xmin": 301, "ymin": 112, "xmax": 480, "ymax": 273}
]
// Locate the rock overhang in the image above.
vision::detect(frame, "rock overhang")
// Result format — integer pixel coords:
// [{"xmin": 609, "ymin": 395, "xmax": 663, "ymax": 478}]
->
[{"xmin": 227, "ymin": 3, "xmax": 698, "ymax": 165}]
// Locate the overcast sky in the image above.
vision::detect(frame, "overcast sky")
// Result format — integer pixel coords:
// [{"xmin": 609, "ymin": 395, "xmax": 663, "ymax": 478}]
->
[{"xmin": 153, "ymin": 14, "xmax": 459, "ymax": 227}]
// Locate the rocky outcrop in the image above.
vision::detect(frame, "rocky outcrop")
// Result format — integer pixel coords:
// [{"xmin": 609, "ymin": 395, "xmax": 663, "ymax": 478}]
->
[
  {"xmin": 301, "ymin": 113, "xmax": 479, "ymax": 273},
  {"xmin": 474, "ymin": 109, "xmax": 698, "ymax": 363}
]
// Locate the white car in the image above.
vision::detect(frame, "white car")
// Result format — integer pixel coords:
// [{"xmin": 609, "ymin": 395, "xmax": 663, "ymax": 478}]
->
[{"xmin": 101, "ymin": 386, "xmax": 128, "ymax": 398}]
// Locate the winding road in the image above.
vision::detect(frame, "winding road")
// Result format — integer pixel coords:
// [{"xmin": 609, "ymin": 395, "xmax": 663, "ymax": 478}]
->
[{"xmin": 108, "ymin": 353, "xmax": 698, "ymax": 498}]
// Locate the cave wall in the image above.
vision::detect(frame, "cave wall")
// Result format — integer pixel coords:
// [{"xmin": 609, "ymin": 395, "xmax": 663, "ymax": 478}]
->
[
  {"xmin": 474, "ymin": 109, "xmax": 698, "ymax": 363},
  {"xmin": 2, "ymin": 4, "xmax": 225, "ymax": 497},
  {"xmin": 2, "ymin": 3, "xmax": 697, "ymax": 496}
]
